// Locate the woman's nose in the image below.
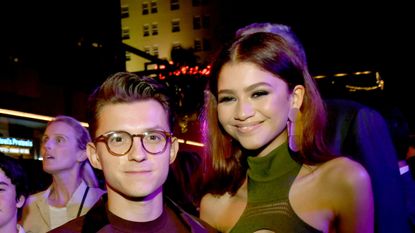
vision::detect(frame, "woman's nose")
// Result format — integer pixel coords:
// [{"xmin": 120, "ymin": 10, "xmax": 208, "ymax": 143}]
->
[{"xmin": 234, "ymin": 100, "xmax": 254, "ymax": 121}]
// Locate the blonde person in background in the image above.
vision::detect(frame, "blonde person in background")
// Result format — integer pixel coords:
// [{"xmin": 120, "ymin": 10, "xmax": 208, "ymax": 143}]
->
[
  {"xmin": 199, "ymin": 22, "xmax": 374, "ymax": 233},
  {"xmin": 21, "ymin": 115, "xmax": 105, "ymax": 233}
]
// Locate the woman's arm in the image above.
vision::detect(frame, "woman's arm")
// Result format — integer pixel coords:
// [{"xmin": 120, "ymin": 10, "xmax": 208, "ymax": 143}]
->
[{"xmin": 329, "ymin": 157, "xmax": 374, "ymax": 233}]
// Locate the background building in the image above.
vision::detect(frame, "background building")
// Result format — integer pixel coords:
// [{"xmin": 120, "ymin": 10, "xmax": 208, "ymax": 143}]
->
[
  {"xmin": 0, "ymin": 1, "xmax": 414, "ymax": 158},
  {"xmin": 120, "ymin": 0, "xmax": 219, "ymax": 72}
]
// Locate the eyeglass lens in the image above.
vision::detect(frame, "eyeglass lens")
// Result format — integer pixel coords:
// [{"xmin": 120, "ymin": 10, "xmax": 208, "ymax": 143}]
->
[{"xmin": 106, "ymin": 131, "xmax": 168, "ymax": 155}]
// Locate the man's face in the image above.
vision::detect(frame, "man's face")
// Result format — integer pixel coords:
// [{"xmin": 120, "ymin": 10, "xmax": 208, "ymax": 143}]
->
[
  {"xmin": 88, "ymin": 100, "xmax": 178, "ymax": 200},
  {"xmin": 0, "ymin": 168, "xmax": 24, "ymax": 229}
]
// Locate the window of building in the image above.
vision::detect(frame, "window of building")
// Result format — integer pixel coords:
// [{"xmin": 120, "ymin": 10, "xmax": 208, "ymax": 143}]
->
[
  {"xmin": 172, "ymin": 19, "xmax": 180, "ymax": 32},
  {"xmin": 172, "ymin": 42, "xmax": 182, "ymax": 50},
  {"xmin": 151, "ymin": 23, "xmax": 158, "ymax": 36},
  {"xmin": 144, "ymin": 46, "xmax": 151, "ymax": 54},
  {"xmin": 202, "ymin": 15, "xmax": 210, "ymax": 28},
  {"xmin": 193, "ymin": 16, "xmax": 201, "ymax": 30},
  {"xmin": 142, "ymin": 2, "xmax": 149, "ymax": 15},
  {"xmin": 143, "ymin": 24, "xmax": 150, "ymax": 37},
  {"xmin": 121, "ymin": 5, "xmax": 129, "ymax": 18},
  {"xmin": 151, "ymin": 1, "xmax": 158, "ymax": 14},
  {"xmin": 122, "ymin": 28, "xmax": 130, "ymax": 40},
  {"xmin": 203, "ymin": 38, "xmax": 211, "ymax": 51},
  {"xmin": 170, "ymin": 0, "xmax": 180, "ymax": 10},
  {"xmin": 152, "ymin": 45, "xmax": 159, "ymax": 57},
  {"xmin": 194, "ymin": 39, "xmax": 202, "ymax": 52},
  {"xmin": 125, "ymin": 51, "xmax": 131, "ymax": 61}
]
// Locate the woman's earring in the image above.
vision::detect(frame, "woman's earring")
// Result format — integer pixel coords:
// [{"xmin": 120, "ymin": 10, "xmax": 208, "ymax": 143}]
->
[{"xmin": 287, "ymin": 107, "xmax": 302, "ymax": 152}]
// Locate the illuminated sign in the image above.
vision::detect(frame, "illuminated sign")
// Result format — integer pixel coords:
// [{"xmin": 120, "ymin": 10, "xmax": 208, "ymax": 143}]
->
[
  {"xmin": 0, "ymin": 137, "xmax": 33, "ymax": 155},
  {"xmin": 0, "ymin": 137, "xmax": 33, "ymax": 147}
]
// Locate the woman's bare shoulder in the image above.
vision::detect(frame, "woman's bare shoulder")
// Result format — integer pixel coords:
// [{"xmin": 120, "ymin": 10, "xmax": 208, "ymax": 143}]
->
[
  {"xmin": 320, "ymin": 156, "xmax": 371, "ymax": 184},
  {"xmin": 200, "ymin": 192, "xmax": 232, "ymax": 216},
  {"xmin": 316, "ymin": 156, "xmax": 373, "ymax": 207}
]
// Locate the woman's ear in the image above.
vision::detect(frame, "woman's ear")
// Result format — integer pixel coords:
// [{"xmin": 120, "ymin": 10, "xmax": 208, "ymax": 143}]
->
[
  {"xmin": 288, "ymin": 85, "xmax": 305, "ymax": 152},
  {"xmin": 86, "ymin": 142, "xmax": 102, "ymax": 170},
  {"xmin": 290, "ymin": 85, "xmax": 305, "ymax": 109},
  {"xmin": 169, "ymin": 137, "xmax": 179, "ymax": 164}
]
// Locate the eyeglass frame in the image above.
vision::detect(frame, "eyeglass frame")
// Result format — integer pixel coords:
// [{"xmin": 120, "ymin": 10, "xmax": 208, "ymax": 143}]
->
[{"xmin": 93, "ymin": 130, "xmax": 173, "ymax": 156}]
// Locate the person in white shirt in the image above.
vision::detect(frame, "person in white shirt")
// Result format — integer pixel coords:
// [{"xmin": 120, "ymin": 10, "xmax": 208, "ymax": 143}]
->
[{"xmin": 20, "ymin": 116, "xmax": 105, "ymax": 233}]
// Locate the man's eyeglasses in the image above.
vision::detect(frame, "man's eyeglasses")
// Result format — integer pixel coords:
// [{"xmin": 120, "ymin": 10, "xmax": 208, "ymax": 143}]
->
[{"xmin": 94, "ymin": 130, "xmax": 172, "ymax": 156}]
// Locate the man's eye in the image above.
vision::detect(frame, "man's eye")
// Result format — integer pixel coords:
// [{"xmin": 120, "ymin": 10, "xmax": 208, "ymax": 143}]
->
[
  {"xmin": 147, "ymin": 134, "xmax": 162, "ymax": 142},
  {"xmin": 109, "ymin": 135, "xmax": 125, "ymax": 144}
]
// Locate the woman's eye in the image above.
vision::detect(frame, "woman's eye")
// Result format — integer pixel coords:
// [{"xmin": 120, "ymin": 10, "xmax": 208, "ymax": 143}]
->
[
  {"xmin": 56, "ymin": 136, "xmax": 66, "ymax": 144},
  {"xmin": 41, "ymin": 137, "xmax": 48, "ymax": 144},
  {"xmin": 252, "ymin": 90, "xmax": 268, "ymax": 98},
  {"xmin": 218, "ymin": 96, "xmax": 235, "ymax": 103}
]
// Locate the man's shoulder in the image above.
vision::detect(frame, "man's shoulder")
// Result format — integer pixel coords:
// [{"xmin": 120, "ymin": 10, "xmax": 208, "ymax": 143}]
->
[{"xmin": 165, "ymin": 197, "xmax": 218, "ymax": 233}]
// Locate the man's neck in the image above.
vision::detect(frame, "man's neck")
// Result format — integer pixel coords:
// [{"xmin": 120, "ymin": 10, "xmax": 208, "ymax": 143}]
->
[{"xmin": 107, "ymin": 188, "xmax": 164, "ymax": 222}]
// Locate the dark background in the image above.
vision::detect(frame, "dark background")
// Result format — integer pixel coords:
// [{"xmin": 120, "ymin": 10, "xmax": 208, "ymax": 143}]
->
[
  {"xmin": 1, "ymin": 1, "xmax": 414, "ymax": 131},
  {"xmin": 214, "ymin": 1, "xmax": 414, "ymax": 132}
]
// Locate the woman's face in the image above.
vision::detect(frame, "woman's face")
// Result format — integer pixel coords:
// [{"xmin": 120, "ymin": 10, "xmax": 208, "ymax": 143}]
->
[
  {"xmin": 41, "ymin": 122, "xmax": 83, "ymax": 174},
  {"xmin": 217, "ymin": 62, "xmax": 292, "ymax": 157}
]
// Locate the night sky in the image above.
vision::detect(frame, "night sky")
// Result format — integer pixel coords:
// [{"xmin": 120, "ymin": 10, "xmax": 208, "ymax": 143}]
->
[{"xmin": 1, "ymin": 1, "xmax": 414, "ymax": 129}]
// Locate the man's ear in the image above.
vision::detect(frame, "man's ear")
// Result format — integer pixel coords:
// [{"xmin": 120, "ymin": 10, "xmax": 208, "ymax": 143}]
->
[
  {"xmin": 169, "ymin": 137, "xmax": 179, "ymax": 164},
  {"xmin": 86, "ymin": 142, "xmax": 102, "ymax": 170},
  {"xmin": 290, "ymin": 85, "xmax": 305, "ymax": 109},
  {"xmin": 16, "ymin": 195, "xmax": 25, "ymax": 209}
]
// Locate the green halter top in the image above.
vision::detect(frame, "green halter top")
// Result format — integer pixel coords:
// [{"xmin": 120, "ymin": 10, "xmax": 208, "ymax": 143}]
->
[{"xmin": 229, "ymin": 142, "xmax": 322, "ymax": 233}]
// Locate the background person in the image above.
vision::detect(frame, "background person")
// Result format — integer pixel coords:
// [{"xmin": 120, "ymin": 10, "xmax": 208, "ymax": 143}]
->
[
  {"xmin": 21, "ymin": 115, "xmax": 105, "ymax": 233},
  {"xmin": 0, "ymin": 153, "xmax": 29, "ymax": 233}
]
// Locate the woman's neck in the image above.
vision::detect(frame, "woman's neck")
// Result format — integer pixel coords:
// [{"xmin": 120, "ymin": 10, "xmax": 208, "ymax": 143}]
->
[
  {"xmin": 254, "ymin": 130, "xmax": 288, "ymax": 158},
  {"xmin": 48, "ymin": 174, "xmax": 83, "ymax": 207}
]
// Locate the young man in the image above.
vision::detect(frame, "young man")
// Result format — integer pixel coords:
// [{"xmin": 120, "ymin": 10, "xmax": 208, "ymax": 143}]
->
[
  {"xmin": 49, "ymin": 72, "xmax": 216, "ymax": 232},
  {"xmin": 0, "ymin": 153, "xmax": 29, "ymax": 233}
]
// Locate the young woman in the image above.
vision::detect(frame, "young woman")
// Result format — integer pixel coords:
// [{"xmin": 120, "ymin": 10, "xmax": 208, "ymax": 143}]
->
[
  {"xmin": 199, "ymin": 23, "xmax": 374, "ymax": 233},
  {"xmin": 21, "ymin": 115, "xmax": 105, "ymax": 233}
]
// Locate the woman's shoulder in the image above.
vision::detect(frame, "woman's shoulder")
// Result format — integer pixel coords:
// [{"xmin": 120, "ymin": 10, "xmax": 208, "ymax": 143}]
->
[
  {"xmin": 26, "ymin": 188, "xmax": 49, "ymax": 205},
  {"xmin": 200, "ymin": 192, "xmax": 232, "ymax": 212},
  {"xmin": 320, "ymin": 156, "xmax": 369, "ymax": 179},
  {"xmin": 314, "ymin": 156, "xmax": 372, "ymax": 196}
]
